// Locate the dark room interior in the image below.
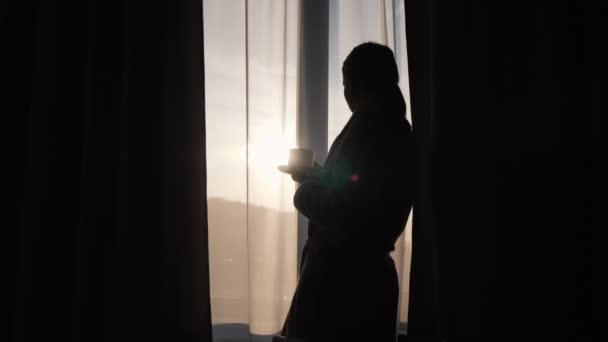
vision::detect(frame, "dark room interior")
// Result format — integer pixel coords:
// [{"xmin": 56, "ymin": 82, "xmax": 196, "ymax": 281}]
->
[{"xmin": 4, "ymin": 0, "xmax": 596, "ymax": 341}]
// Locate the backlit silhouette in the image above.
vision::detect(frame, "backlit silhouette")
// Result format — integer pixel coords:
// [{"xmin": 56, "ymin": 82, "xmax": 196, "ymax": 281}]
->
[{"xmin": 282, "ymin": 42, "xmax": 415, "ymax": 341}]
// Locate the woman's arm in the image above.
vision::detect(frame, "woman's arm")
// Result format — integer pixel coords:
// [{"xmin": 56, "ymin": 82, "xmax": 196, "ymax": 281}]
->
[{"xmin": 293, "ymin": 130, "xmax": 386, "ymax": 230}]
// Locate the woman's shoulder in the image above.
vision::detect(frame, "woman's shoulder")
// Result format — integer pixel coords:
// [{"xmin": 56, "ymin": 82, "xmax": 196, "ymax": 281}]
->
[{"xmin": 352, "ymin": 111, "xmax": 411, "ymax": 140}]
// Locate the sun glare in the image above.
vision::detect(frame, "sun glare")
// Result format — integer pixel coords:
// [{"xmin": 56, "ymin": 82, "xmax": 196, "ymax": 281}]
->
[{"xmin": 249, "ymin": 133, "xmax": 294, "ymax": 187}]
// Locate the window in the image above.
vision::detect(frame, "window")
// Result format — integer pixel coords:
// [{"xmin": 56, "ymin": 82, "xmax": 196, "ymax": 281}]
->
[{"xmin": 204, "ymin": 1, "xmax": 412, "ymax": 340}]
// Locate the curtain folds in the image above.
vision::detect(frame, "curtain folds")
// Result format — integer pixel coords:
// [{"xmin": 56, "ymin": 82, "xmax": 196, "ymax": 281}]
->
[
  {"xmin": 204, "ymin": 0, "xmax": 299, "ymax": 339},
  {"xmin": 404, "ymin": 0, "xmax": 586, "ymax": 339},
  {"xmin": 6, "ymin": 0, "xmax": 212, "ymax": 341},
  {"xmin": 403, "ymin": 0, "xmax": 440, "ymax": 338}
]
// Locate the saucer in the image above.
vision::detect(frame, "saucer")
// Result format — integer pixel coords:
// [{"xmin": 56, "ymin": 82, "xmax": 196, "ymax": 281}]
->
[{"xmin": 277, "ymin": 165, "xmax": 314, "ymax": 175}]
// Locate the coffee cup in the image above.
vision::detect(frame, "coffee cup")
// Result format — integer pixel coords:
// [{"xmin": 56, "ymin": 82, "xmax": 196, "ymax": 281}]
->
[{"xmin": 288, "ymin": 148, "xmax": 315, "ymax": 169}]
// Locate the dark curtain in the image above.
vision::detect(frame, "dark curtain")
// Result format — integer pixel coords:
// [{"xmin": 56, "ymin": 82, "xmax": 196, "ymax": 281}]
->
[
  {"xmin": 405, "ymin": 0, "xmax": 592, "ymax": 339},
  {"xmin": 4, "ymin": 0, "xmax": 212, "ymax": 341}
]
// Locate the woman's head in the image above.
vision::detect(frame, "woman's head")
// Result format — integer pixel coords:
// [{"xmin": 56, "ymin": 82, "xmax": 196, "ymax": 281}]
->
[{"xmin": 342, "ymin": 42, "xmax": 402, "ymax": 113}]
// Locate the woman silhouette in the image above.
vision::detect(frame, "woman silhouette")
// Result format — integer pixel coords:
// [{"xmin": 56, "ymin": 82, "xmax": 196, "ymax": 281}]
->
[{"xmin": 282, "ymin": 42, "xmax": 414, "ymax": 341}]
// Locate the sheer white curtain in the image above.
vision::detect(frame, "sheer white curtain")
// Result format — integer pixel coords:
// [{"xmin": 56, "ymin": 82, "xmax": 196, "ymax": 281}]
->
[
  {"xmin": 204, "ymin": 0, "xmax": 412, "ymax": 340},
  {"xmin": 204, "ymin": 0, "xmax": 299, "ymax": 340}
]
